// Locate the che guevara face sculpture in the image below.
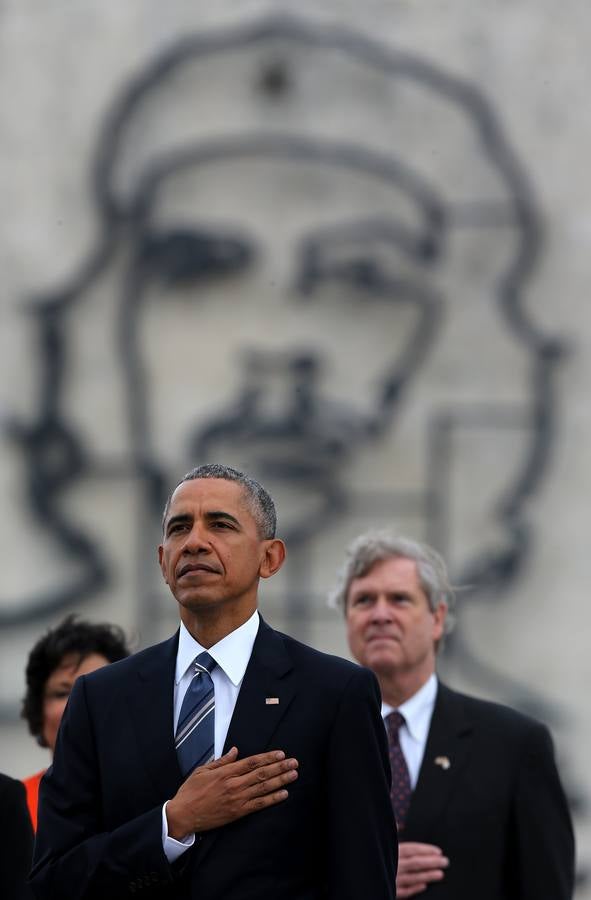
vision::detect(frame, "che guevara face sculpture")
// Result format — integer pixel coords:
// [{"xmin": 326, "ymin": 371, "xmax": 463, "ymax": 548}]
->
[{"xmin": 2, "ymin": 15, "xmax": 561, "ymax": 632}]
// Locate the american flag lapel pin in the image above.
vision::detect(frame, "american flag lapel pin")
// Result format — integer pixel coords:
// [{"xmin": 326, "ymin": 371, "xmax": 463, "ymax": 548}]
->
[
  {"xmin": 265, "ymin": 697, "xmax": 280, "ymax": 705},
  {"xmin": 434, "ymin": 755, "xmax": 451, "ymax": 770}
]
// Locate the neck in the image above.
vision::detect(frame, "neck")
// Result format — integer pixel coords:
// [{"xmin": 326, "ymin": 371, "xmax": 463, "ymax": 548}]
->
[
  {"xmin": 378, "ymin": 666, "xmax": 435, "ymax": 708},
  {"xmin": 180, "ymin": 603, "xmax": 257, "ymax": 648}
]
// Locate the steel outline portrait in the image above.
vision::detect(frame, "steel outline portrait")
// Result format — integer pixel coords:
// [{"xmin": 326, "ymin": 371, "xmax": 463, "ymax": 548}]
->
[{"xmin": 1, "ymin": 14, "xmax": 564, "ymax": 647}]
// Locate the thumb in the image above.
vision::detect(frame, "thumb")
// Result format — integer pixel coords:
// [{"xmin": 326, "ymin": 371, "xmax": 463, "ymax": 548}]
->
[{"xmin": 207, "ymin": 746, "xmax": 239, "ymax": 769}]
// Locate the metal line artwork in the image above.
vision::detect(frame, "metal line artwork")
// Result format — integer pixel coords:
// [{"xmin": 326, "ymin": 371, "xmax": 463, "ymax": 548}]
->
[{"xmin": 0, "ymin": 16, "xmax": 566, "ymax": 702}]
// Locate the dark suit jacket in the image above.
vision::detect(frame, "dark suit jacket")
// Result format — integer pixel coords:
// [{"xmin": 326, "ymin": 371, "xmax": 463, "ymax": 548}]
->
[
  {"xmin": 31, "ymin": 619, "xmax": 396, "ymax": 900},
  {"xmin": 401, "ymin": 682, "xmax": 574, "ymax": 899},
  {"xmin": 0, "ymin": 772, "xmax": 34, "ymax": 900}
]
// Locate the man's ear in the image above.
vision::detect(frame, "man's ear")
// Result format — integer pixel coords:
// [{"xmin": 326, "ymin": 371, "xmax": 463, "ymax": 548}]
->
[
  {"xmin": 259, "ymin": 539, "xmax": 286, "ymax": 579},
  {"xmin": 432, "ymin": 602, "xmax": 447, "ymax": 642},
  {"xmin": 158, "ymin": 545, "xmax": 169, "ymax": 584}
]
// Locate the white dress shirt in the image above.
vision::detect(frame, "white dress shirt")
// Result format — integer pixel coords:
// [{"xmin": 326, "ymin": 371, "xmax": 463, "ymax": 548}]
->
[
  {"xmin": 381, "ymin": 673, "xmax": 437, "ymax": 789},
  {"xmin": 162, "ymin": 610, "xmax": 260, "ymax": 862}
]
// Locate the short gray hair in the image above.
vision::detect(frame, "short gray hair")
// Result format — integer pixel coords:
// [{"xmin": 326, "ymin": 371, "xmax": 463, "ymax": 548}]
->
[
  {"xmin": 161, "ymin": 463, "xmax": 277, "ymax": 539},
  {"xmin": 329, "ymin": 531, "xmax": 454, "ymax": 629}
]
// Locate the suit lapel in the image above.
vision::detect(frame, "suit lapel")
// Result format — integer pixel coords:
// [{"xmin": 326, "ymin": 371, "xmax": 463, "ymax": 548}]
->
[
  {"xmin": 126, "ymin": 633, "xmax": 183, "ymax": 802},
  {"xmin": 404, "ymin": 682, "xmax": 473, "ymax": 838},
  {"xmin": 223, "ymin": 618, "xmax": 296, "ymax": 756},
  {"xmin": 197, "ymin": 618, "xmax": 296, "ymax": 864}
]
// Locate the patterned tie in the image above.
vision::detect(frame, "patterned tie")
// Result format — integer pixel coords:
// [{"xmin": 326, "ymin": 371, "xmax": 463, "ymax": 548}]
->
[
  {"xmin": 385, "ymin": 711, "xmax": 412, "ymax": 831},
  {"xmin": 175, "ymin": 651, "xmax": 217, "ymax": 778}
]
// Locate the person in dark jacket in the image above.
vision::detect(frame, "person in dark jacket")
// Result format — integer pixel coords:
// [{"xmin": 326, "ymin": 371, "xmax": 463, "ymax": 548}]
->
[
  {"xmin": 0, "ymin": 771, "xmax": 34, "ymax": 899},
  {"xmin": 333, "ymin": 530, "xmax": 575, "ymax": 900}
]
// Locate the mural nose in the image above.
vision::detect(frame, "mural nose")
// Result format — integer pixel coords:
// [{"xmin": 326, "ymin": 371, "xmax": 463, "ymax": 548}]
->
[{"xmin": 242, "ymin": 348, "xmax": 321, "ymax": 421}]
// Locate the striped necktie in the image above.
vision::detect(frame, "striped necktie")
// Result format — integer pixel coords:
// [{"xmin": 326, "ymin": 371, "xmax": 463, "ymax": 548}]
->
[
  {"xmin": 175, "ymin": 651, "xmax": 217, "ymax": 778},
  {"xmin": 385, "ymin": 710, "xmax": 412, "ymax": 831}
]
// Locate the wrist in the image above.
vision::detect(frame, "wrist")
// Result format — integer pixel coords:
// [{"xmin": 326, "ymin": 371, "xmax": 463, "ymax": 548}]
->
[{"xmin": 166, "ymin": 798, "xmax": 193, "ymax": 841}]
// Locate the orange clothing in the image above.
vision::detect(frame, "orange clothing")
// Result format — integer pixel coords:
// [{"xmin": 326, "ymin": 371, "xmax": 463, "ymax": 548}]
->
[{"xmin": 22, "ymin": 769, "xmax": 45, "ymax": 831}]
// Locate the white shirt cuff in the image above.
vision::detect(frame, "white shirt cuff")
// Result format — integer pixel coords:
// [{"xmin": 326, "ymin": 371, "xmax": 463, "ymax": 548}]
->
[{"xmin": 162, "ymin": 801, "xmax": 196, "ymax": 863}]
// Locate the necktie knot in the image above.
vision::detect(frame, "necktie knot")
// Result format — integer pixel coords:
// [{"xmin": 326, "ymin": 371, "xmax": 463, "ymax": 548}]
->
[
  {"xmin": 386, "ymin": 710, "xmax": 405, "ymax": 737},
  {"xmin": 194, "ymin": 651, "xmax": 217, "ymax": 676}
]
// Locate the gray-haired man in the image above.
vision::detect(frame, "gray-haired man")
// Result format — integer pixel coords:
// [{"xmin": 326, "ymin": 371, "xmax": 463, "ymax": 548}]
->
[{"xmin": 332, "ymin": 532, "xmax": 574, "ymax": 900}]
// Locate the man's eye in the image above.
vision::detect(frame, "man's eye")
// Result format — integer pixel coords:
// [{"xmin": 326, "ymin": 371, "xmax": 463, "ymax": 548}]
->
[
  {"xmin": 168, "ymin": 523, "xmax": 187, "ymax": 535},
  {"xmin": 353, "ymin": 595, "xmax": 372, "ymax": 606}
]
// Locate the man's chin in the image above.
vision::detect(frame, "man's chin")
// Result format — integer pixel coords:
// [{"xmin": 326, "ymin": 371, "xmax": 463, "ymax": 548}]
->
[
  {"xmin": 364, "ymin": 648, "xmax": 402, "ymax": 676},
  {"xmin": 177, "ymin": 593, "xmax": 221, "ymax": 613}
]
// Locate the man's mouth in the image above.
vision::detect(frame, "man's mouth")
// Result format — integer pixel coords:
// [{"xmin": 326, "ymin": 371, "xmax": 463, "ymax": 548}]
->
[
  {"xmin": 177, "ymin": 563, "xmax": 220, "ymax": 578},
  {"xmin": 366, "ymin": 633, "xmax": 399, "ymax": 644}
]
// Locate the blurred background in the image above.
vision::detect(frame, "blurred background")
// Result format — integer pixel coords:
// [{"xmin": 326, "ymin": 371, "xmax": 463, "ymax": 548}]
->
[{"xmin": 0, "ymin": 0, "xmax": 589, "ymax": 892}]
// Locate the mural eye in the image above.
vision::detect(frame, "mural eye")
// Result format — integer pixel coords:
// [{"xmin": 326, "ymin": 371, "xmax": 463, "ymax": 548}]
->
[
  {"xmin": 329, "ymin": 255, "xmax": 388, "ymax": 290},
  {"xmin": 140, "ymin": 227, "xmax": 256, "ymax": 286},
  {"xmin": 296, "ymin": 229, "xmax": 442, "ymax": 300},
  {"xmin": 296, "ymin": 250, "xmax": 391, "ymax": 296}
]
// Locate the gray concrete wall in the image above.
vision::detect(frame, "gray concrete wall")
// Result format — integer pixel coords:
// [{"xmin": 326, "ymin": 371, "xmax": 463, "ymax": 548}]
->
[{"xmin": 1, "ymin": 0, "xmax": 589, "ymax": 892}]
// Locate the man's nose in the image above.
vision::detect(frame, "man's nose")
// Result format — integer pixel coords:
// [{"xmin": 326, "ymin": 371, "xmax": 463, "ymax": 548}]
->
[
  {"xmin": 370, "ymin": 596, "xmax": 393, "ymax": 622},
  {"xmin": 182, "ymin": 522, "xmax": 211, "ymax": 553}
]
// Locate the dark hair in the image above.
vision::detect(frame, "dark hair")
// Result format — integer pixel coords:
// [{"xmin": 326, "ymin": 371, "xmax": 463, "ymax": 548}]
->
[
  {"xmin": 161, "ymin": 463, "xmax": 277, "ymax": 539},
  {"xmin": 21, "ymin": 614, "xmax": 130, "ymax": 746}
]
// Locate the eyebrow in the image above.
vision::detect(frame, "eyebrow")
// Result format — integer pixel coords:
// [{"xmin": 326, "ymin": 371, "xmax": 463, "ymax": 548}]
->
[
  {"xmin": 165, "ymin": 510, "xmax": 242, "ymax": 534},
  {"xmin": 206, "ymin": 510, "xmax": 242, "ymax": 528},
  {"xmin": 350, "ymin": 587, "xmax": 411, "ymax": 597}
]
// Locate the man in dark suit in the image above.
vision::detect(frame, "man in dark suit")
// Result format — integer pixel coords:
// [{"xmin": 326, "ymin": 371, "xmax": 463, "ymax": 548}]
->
[
  {"xmin": 0, "ymin": 772, "xmax": 34, "ymax": 900},
  {"xmin": 332, "ymin": 531, "xmax": 575, "ymax": 899},
  {"xmin": 31, "ymin": 464, "xmax": 396, "ymax": 900}
]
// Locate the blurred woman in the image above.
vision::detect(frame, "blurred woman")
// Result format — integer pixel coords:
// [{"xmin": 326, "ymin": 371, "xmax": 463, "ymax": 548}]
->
[{"xmin": 21, "ymin": 615, "xmax": 130, "ymax": 829}]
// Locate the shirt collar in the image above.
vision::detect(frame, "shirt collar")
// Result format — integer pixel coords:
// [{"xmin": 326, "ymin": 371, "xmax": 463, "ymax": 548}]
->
[
  {"xmin": 382, "ymin": 672, "xmax": 438, "ymax": 743},
  {"xmin": 175, "ymin": 610, "xmax": 260, "ymax": 687}
]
